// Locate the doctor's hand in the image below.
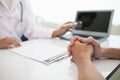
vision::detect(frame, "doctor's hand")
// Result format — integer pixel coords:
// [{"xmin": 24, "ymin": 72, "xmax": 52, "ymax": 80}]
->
[
  {"xmin": 69, "ymin": 41, "xmax": 93, "ymax": 66},
  {"xmin": 0, "ymin": 37, "xmax": 21, "ymax": 49},
  {"xmin": 52, "ymin": 22, "xmax": 77, "ymax": 38}
]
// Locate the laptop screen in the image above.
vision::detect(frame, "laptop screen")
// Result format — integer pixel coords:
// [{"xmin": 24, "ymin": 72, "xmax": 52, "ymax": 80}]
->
[{"xmin": 75, "ymin": 10, "xmax": 114, "ymax": 33}]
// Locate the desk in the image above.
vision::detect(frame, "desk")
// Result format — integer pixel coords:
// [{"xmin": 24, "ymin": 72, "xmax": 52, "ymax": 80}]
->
[{"xmin": 0, "ymin": 35, "xmax": 120, "ymax": 80}]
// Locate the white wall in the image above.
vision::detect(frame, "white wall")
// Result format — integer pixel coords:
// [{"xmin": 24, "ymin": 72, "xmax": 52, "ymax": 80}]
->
[{"xmin": 29, "ymin": 0, "xmax": 120, "ymax": 25}]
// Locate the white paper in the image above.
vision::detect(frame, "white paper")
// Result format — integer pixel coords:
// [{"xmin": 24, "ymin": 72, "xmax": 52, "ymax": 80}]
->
[{"xmin": 9, "ymin": 39, "xmax": 69, "ymax": 64}]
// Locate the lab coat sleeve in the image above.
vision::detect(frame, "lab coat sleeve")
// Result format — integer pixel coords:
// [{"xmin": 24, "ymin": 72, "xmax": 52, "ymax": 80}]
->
[{"xmin": 22, "ymin": 0, "xmax": 55, "ymax": 40}]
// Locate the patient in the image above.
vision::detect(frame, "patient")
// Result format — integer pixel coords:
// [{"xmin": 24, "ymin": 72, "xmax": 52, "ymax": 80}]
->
[{"xmin": 68, "ymin": 36, "xmax": 120, "ymax": 80}]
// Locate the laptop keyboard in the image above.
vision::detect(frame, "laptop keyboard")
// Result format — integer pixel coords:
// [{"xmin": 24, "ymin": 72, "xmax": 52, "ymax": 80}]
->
[
  {"xmin": 60, "ymin": 33, "xmax": 103, "ymax": 41},
  {"xmin": 73, "ymin": 34, "xmax": 103, "ymax": 40}
]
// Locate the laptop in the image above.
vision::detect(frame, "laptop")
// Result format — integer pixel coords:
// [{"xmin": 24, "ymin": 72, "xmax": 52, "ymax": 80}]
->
[
  {"xmin": 60, "ymin": 10, "xmax": 114, "ymax": 42},
  {"xmin": 106, "ymin": 64, "xmax": 120, "ymax": 80}
]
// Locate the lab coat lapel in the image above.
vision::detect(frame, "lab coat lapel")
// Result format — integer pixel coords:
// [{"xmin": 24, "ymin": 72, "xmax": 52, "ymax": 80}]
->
[
  {"xmin": 0, "ymin": 0, "xmax": 21, "ymax": 11},
  {"xmin": 11, "ymin": 0, "xmax": 21, "ymax": 11},
  {"xmin": 0, "ymin": 0, "xmax": 9, "ymax": 11}
]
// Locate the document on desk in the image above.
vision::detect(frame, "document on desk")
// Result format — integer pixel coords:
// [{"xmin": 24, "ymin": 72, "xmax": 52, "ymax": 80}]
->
[{"xmin": 9, "ymin": 39, "xmax": 69, "ymax": 65}]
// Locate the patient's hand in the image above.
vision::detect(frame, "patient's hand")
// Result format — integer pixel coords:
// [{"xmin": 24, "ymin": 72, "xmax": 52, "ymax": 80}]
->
[
  {"xmin": 68, "ymin": 36, "xmax": 102, "ymax": 59},
  {"xmin": 69, "ymin": 41, "xmax": 93, "ymax": 66}
]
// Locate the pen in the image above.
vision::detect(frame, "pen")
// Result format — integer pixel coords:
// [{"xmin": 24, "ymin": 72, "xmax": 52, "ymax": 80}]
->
[{"xmin": 44, "ymin": 52, "xmax": 68, "ymax": 63}]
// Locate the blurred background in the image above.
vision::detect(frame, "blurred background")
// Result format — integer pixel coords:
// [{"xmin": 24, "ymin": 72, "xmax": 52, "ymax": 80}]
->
[{"xmin": 29, "ymin": 0, "xmax": 120, "ymax": 35}]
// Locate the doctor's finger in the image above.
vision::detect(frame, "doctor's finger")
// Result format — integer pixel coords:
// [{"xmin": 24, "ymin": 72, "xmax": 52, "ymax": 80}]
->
[
  {"xmin": 5, "ymin": 39, "xmax": 20, "ymax": 48},
  {"xmin": 63, "ymin": 22, "xmax": 77, "ymax": 27},
  {"xmin": 11, "ymin": 40, "xmax": 21, "ymax": 47},
  {"xmin": 68, "ymin": 25, "xmax": 76, "ymax": 30},
  {"xmin": 63, "ymin": 21, "xmax": 75, "ymax": 24},
  {"xmin": 69, "ymin": 23, "xmax": 77, "ymax": 28},
  {"xmin": 2, "ymin": 37, "xmax": 16, "ymax": 43},
  {"xmin": 0, "ymin": 43, "xmax": 13, "ymax": 49}
]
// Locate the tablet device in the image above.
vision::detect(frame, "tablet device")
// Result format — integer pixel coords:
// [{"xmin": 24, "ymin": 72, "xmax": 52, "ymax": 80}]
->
[{"xmin": 106, "ymin": 64, "xmax": 120, "ymax": 80}]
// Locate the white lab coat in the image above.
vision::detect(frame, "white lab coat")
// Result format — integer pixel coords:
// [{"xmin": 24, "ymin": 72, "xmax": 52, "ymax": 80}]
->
[{"xmin": 0, "ymin": 0, "xmax": 54, "ymax": 41}]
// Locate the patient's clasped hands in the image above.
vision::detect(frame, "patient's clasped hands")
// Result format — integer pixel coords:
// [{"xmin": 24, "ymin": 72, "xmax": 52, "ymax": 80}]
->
[
  {"xmin": 68, "ymin": 36, "xmax": 105, "ymax": 80},
  {"xmin": 68, "ymin": 36, "xmax": 103, "ymax": 65}
]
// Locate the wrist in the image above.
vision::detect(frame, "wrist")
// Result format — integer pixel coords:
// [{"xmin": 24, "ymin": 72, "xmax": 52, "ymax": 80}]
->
[
  {"xmin": 52, "ymin": 28, "xmax": 64, "ymax": 38},
  {"xmin": 100, "ymin": 48, "xmax": 110, "ymax": 58},
  {"xmin": 76, "ymin": 58, "xmax": 92, "ymax": 67},
  {"xmin": 93, "ymin": 48, "xmax": 103, "ymax": 59},
  {"xmin": 52, "ymin": 29, "xmax": 59, "ymax": 38}
]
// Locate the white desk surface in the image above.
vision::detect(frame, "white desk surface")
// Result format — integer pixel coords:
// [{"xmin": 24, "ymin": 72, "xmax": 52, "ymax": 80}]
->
[{"xmin": 0, "ymin": 35, "xmax": 120, "ymax": 80}]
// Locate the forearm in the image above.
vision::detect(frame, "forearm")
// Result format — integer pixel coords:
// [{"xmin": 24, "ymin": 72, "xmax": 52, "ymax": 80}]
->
[
  {"xmin": 52, "ymin": 26, "xmax": 68, "ymax": 38},
  {"xmin": 77, "ymin": 59, "xmax": 105, "ymax": 80},
  {"xmin": 101, "ymin": 48, "xmax": 120, "ymax": 59}
]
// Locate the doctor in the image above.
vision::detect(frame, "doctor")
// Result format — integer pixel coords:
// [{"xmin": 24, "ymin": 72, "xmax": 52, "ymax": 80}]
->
[{"xmin": 0, "ymin": 0, "xmax": 77, "ymax": 49}]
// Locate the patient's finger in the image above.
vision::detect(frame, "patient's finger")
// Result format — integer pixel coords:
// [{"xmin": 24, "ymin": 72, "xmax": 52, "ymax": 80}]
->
[
  {"xmin": 70, "ymin": 36, "xmax": 79, "ymax": 46},
  {"xmin": 67, "ymin": 44, "xmax": 72, "ymax": 57}
]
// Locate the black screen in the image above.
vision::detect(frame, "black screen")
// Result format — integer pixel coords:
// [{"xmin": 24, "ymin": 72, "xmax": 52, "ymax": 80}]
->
[{"xmin": 75, "ymin": 11, "xmax": 113, "ymax": 33}]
